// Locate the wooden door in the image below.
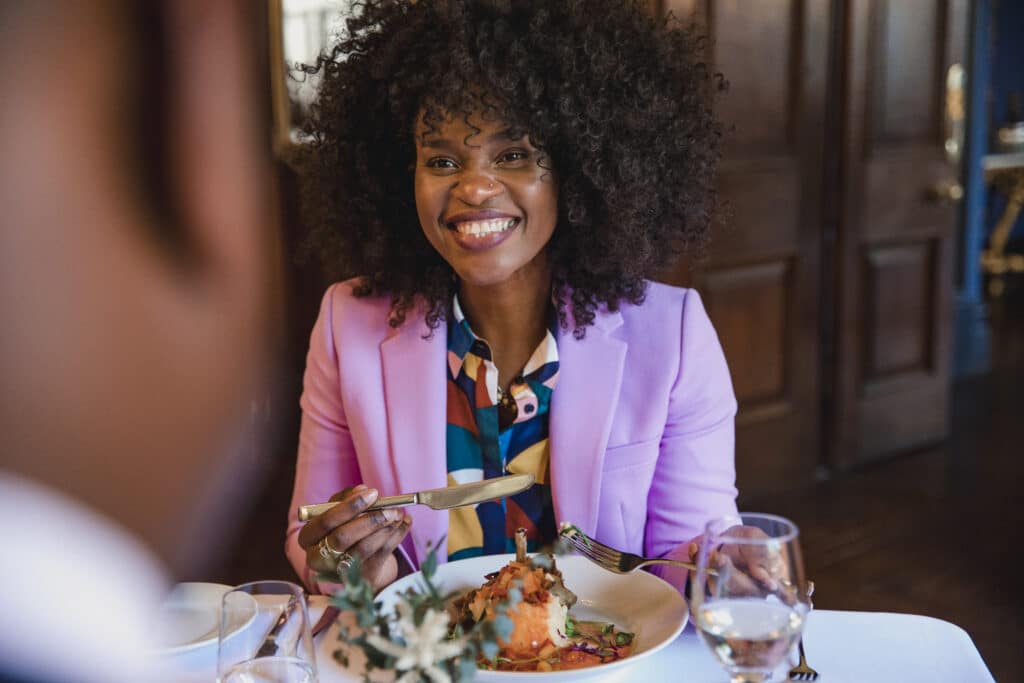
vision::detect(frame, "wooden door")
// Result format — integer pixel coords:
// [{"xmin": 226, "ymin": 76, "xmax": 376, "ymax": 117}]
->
[
  {"xmin": 658, "ymin": 0, "xmax": 832, "ymax": 495},
  {"xmin": 832, "ymin": 0, "xmax": 968, "ymax": 467}
]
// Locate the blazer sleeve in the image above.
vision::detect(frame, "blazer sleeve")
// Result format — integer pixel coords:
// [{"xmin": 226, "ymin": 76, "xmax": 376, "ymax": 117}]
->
[
  {"xmin": 284, "ymin": 284, "xmax": 364, "ymax": 591},
  {"xmin": 644, "ymin": 289, "xmax": 739, "ymax": 591}
]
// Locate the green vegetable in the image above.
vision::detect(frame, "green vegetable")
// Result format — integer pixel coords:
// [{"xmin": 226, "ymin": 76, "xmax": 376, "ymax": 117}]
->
[
  {"xmin": 615, "ymin": 631, "xmax": 635, "ymax": 646},
  {"xmin": 564, "ymin": 614, "xmax": 578, "ymax": 637}
]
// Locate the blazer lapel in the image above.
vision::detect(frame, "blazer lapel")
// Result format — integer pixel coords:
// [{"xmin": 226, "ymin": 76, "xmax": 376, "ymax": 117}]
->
[
  {"xmin": 549, "ymin": 308, "xmax": 626, "ymax": 537},
  {"xmin": 380, "ymin": 315, "xmax": 449, "ymax": 563}
]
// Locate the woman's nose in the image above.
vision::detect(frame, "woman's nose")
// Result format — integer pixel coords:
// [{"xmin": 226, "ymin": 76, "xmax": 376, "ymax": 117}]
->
[{"xmin": 454, "ymin": 171, "xmax": 503, "ymax": 203}]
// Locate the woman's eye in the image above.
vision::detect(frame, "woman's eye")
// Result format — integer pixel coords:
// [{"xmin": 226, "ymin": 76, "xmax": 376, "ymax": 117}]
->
[
  {"xmin": 499, "ymin": 150, "xmax": 530, "ymax": 164},
  {"xmin": 426, "ymin": 157, "xmax": 457, "ymax": 169}
]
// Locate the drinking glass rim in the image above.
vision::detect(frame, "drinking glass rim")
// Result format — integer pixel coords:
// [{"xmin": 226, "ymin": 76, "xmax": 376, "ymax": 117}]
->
[
  {"xmin": 705, "ymin": 511, "xmax": 800, "ymax": 544},
  {"xmin": 229, "ymin": 579, "xmax": 306, "ymax": 596}
]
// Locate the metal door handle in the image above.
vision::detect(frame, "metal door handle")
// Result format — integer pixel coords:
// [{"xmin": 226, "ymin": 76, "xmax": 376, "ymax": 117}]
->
[{"xmin": 925, "ymin": 179, "xmax": 964, "ymax": 203}]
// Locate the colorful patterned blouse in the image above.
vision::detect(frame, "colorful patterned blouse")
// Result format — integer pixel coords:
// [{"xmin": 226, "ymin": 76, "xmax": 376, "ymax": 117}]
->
[{"xmin": 445, "ymin": 295, "xmax": 559, "ymax": 561}]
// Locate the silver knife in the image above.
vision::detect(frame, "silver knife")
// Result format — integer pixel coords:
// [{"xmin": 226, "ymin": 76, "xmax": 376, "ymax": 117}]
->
[
  {"xmin": 297, "ymin": 473, "xmax": 535, "ymax": 522},
  {"xmin": 255, "ymin": 595, "xmax": 297, "ymax": 657}
]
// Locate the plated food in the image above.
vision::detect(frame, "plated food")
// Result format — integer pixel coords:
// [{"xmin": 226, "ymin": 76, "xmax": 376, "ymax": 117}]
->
[
  {"xmin": 450, "ymin": 530, "xmax": 635, "ymax": 672},
  {"xmin": 373, "ymin": 540, "xmax": 688, "ymax": 681}
]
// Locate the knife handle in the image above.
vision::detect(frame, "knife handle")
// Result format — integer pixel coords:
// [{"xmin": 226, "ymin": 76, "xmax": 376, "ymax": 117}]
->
[{"xmin": 298, "ymin": 493, "xmax": 416, "ymax": 521}]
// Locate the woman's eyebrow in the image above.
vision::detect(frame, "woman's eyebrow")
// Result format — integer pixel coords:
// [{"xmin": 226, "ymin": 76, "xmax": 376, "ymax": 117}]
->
[
  {"xmin": 420, "ymin": 129, "xmax": 526, "ymax": 150},
  {"xmin": 420, "ymin": 137, "xmax": 457, "ymax": 151}
]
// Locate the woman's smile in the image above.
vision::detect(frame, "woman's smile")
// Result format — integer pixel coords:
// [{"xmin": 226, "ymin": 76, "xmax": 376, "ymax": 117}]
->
[{"xmin": 444, "ymin": 210, "xmax": 521, "ymax": 251}]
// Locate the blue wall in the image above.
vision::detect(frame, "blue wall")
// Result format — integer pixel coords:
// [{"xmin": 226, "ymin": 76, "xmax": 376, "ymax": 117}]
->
[
  {"xmin": 961, "ymin": 0, "xmax": 992, "ymax": 303},
  {"xmin": 961, "ymin": 0, "xmax": 1024, "ymax": 304}
]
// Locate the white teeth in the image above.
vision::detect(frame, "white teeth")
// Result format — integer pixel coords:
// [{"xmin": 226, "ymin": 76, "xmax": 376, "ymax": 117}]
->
[{"xmin": 452, "ymin": 218, "xmax": 516, "ymax": 236}]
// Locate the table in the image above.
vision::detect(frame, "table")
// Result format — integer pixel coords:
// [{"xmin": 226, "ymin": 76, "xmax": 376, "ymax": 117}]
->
[
  {"xmin": 980, "ymin": 152, "xmax": 1024, "ymax": 296},
  {"xmin": 163, "ymin": 596, "xmax": 995, "ymax": 682}
]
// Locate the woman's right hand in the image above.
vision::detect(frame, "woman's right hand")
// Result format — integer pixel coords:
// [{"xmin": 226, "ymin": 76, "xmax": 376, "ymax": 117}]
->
[{"xmin": 297, "ymin": 484, "xmax": 412, "ymax": 593}]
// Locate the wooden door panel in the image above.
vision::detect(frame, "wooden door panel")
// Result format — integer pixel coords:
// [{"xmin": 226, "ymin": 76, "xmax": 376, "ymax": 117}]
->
[
  {"xmin": 865, "ymin": 150, "xmax": 953, "ymax": 238},
  {"xmin": 833, "ymin": 0, "xmax": 966, "ymax": 467},
  {"xmin": 863, "ymin": 242, "xmax": 936, "ymax": 379},
  {"xmin": 869, "ymin": 0, "xmax": 943, "ymax": 144}
]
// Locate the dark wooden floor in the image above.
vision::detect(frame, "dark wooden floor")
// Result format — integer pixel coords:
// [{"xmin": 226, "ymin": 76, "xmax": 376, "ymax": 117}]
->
[
  {"xmin": 212, "ymin": 280, "xmax": 1024, "ymax": 681},
  {"xmin": 744, "ymin": 282, "xmax": 1024, "ymax": 682}
]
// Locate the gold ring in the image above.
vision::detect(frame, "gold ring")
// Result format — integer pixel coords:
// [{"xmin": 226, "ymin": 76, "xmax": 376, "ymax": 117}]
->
[
  {"xmin": 318, "ymin": 535, "xmax": 343, "ymax": 561},
  {"xmin": 318, "ymin": 536, "xmax": 354, "ymax": 576}
]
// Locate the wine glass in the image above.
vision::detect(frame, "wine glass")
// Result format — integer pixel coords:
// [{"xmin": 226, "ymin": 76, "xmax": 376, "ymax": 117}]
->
[
  {"xmin": 691, "ymin": 513, "xmax": 810, "ymax": 683},
  {"xmin": 217, "ymin": 580, "xmax": 318, "ymax": 683}
]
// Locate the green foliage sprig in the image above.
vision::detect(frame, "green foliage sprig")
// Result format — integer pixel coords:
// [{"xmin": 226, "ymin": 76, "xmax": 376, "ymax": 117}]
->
[{"xmin": 324, "ymin": 543, "xmax": 523, "ymax": 683}]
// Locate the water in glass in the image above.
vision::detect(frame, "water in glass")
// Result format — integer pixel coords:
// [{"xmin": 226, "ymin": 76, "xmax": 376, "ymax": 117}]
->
[{"xmin": 691, "ymin": 513, "xmax": 810, "ymax": 683}]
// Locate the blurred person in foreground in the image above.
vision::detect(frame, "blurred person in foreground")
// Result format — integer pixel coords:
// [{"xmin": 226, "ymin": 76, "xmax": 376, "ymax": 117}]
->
[{"xmin": 0, "ymin": 3, "xmax": 276, "ymax": 682}]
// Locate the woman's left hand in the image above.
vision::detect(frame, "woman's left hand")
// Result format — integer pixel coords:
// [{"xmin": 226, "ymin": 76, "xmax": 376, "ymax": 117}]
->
[{"xmin": 687, "ymin": 525, "xmax": 787, "ymax": 596}]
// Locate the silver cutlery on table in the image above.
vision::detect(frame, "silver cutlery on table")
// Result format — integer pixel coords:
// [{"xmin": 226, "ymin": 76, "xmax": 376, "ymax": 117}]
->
[
  {"xmin": 311, "ymin": 606, "xmax": 339, "ymax": 638},
  {"xmin": 788, "ymin": 581, "xmax": 819, "ymax": 681},
  {"xmin": 255, "ymin": 594, "xmax": 298, "ymax": 657},
  {"xmin": 297, "ymin": 473, "xmax": 535, "ymax": 521},
  {"xmin": 558, "ymin": 522, "xmax": 718, "ymax": 577}
]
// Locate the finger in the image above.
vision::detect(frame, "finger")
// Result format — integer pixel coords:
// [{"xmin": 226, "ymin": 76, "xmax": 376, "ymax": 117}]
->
[
  {"xmin": 687, "ymin": 540, "xmax": 700, "ymax": 562},
  {"xmin": 363, "ymin": 518, "xmax": 412, "ymax": 590},
  {"xmin": 328, "ymin": 508, "xmax": 405, "ymax": 555},
  {"xmin": 739, "ymin": 546, "xmax": 784, "ymax": 591},
  {"xmin": 349, "ymin": 512, "xmax": 411, "ymax": 560},
  {"xmin": 712, "ymin": 549, "xmax": 763, "ymax": 596},
  {"xmin": 304, "ymin": 514, "xmax": 403, "ymax": 577},
  {"xmin": 297, "ymin": 485, "xmax": 378, "ymax": 548},
  {"xmin": 328, "ymin": 488, "xmax": 358, "ymax": 503},
  {"xmin": 747, "ymin": 565, "xmax": 778, "ymax": 591},
  {"xmin": 306, "ymin": 544, "xmax": 336, "ymax": 576}
]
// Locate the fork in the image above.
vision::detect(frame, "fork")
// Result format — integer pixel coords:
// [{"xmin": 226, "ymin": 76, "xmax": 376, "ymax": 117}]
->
[
  {"xmin": 788, "ymin": 580, "xmax": 818, "ymax": 681},
  {"xmin": 557, "ymin": 522, "xmax": 718, "ymax": 576}
]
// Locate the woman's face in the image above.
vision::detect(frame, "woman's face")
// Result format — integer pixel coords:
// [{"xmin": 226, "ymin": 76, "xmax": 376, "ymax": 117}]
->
[{"xmin": 414, "ymin": 110, "xmax": 558, "ymax": 289}]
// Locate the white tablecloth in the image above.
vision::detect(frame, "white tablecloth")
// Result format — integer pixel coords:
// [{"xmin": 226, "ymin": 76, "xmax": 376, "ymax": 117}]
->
[{"xmin": 164, "ymin": 596, "xmax": 996, "ymax": 682}]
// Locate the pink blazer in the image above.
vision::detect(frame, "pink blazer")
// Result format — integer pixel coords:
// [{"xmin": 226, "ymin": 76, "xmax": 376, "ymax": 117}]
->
[{"xmin": 285, "ymin": 279, "xmax": 738, "ymax": 592}]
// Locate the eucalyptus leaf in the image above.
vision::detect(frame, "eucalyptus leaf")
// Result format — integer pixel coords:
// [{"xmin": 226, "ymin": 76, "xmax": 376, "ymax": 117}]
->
[
  {"xmin": 481, "ymin": 639, "xmax": 500, "ymax": 660},
  {"xmin": 493, "ymin": 614, "xmax": 514, "ymax": 640}
]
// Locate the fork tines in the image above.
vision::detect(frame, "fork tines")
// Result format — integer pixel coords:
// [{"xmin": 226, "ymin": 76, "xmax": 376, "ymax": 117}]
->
[{"xmin": 559, "ymin": 527, "xmax": 626, "ymax": 572}]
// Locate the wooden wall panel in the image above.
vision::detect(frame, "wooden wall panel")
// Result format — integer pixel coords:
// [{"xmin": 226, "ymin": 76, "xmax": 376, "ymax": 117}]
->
[
  {"xmin": 714, "ymin": 164, "xmax": 801, "ymax": 252},
  {"xmin": 703, "ymin": 261, "xmax": 789, "ymax": 407},
  {"xmin": 710, "ymin": 0, "xmax": 797, "ymax": 157}
]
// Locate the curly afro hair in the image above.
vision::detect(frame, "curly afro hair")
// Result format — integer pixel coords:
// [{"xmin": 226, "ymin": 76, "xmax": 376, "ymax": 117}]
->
[{"xmin": 298, "ymin": 0, "xmax": 723, "ymax": 336}]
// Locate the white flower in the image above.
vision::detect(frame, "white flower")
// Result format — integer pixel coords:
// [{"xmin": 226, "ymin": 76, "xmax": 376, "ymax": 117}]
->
[{"xmin": 365, "ymin": 601, "xmax": 466, "ymax": 683}]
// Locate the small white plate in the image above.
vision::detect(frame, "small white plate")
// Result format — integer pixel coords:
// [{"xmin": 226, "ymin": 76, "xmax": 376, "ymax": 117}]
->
[
  {"xmin": 376, "ymin": 554, "xmax": 688, "ymax": 681},
  {"xmin": 155, "ymin": 582, "xmax": 257, "ymax": 655}
]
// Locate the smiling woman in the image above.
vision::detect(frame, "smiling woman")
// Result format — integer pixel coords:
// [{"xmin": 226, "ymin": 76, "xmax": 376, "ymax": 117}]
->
[{"xmin": 284, "ymin": 0, "xmax": 740, "ymax": 624}]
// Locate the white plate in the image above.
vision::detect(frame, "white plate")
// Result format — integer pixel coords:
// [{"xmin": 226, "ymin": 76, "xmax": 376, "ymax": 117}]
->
[
  {"xmin": 376, "ymin": 553, "xmax": 688, "ymax": 681},
  {"xmin": 155, "ymin": 582, "xmax": 257, "ymax": 655}
]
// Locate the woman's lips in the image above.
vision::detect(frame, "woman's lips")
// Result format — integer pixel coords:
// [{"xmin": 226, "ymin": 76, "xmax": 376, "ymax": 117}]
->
[{"xmin": 446, "ymin": 217, "xmax": 520, "ymax": 252}]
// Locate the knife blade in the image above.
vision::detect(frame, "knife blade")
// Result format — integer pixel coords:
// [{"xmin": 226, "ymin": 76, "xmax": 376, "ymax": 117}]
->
[
  {"xmin": 297, "ymin": 473, "xmax": 535, "ymax": 521},
  {"xmin": 255, "ymin": 595, "xmax": 297, "ymax": 658},
  {"xmin": 311, "ymin": 606, "xmax": 340, "ymax": 638}
]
